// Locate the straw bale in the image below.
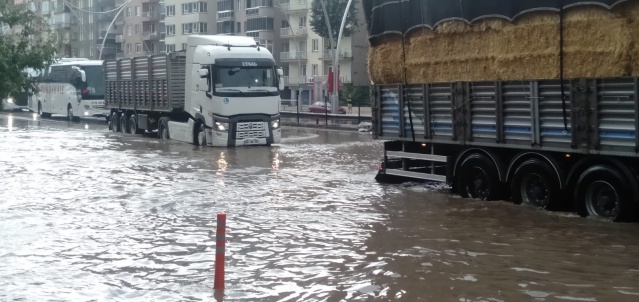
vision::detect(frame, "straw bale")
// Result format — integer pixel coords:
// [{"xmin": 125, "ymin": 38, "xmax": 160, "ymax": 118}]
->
[
  {"xmin": 370, "ymin": 2, "xmax": 639, "ymax": 84},
  {"xmin": 368, "ymin": 35, "xmax": 405, "ymax": 84}
]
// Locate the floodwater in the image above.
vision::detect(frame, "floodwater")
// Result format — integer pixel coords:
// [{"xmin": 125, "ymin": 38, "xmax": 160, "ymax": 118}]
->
[{"xmin": 1, "ymin": 111, "xmax": 639, "ymax": 302}]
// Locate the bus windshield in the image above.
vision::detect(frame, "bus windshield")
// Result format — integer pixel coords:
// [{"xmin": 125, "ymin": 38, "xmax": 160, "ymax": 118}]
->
[
  {"xmin": 80, "ymin": 65, "xmax": 105, "ymax": 99},
  {"xmin": 215, "ymin": 66, "xmax": 276, "ymax": 90}
]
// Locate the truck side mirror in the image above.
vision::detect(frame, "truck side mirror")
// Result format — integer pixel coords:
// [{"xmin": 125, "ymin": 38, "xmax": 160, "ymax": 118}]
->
[
  {"xmin": 79, "ymin": 70, "xmax": 86, "ymax": 83},
  {"xmin": 198, "ymin": 68, "xmax": 209, "ymax": 78},
  {"xmin": 277, "ymin": 68, "xmax": 284, "ymax": 91}
]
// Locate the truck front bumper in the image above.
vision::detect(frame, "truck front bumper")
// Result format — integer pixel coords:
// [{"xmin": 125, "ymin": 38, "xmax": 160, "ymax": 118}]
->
[{"xmin": 208, "ymin": 114, "xmax": 281, "ymax": 147}]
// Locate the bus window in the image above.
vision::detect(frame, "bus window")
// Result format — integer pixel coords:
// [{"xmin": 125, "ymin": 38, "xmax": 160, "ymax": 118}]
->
[{"xmin": 80, "ymin": 66, "xmax": 105, "ymax": 99}]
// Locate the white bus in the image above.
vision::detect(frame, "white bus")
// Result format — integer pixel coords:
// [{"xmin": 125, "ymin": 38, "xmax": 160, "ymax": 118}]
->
[{"xmin": 29, "ymin": 59, "xmax": 110, "ymax": 122}]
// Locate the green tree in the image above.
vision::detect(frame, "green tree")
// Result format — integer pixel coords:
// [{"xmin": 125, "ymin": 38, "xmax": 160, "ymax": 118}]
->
[
  {"xmin": 0, "ymin": 0, "xmax": 57, "ymax": 109},
  {"xmin": 340, "ymin": 83, "xmax": 369, "ymax": 104},
  {"xmin": 309, "ymin": 0, "xmax": 358, "ymax": 46}
]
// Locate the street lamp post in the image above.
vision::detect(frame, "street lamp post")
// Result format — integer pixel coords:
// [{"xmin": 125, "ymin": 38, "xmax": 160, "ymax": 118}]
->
[{"xmin": 331, "ymin": 0, "xmax": 354, "ymax": 114}]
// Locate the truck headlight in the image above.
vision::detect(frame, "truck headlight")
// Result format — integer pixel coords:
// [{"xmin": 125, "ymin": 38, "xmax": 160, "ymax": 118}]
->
[
  {"xmin": 214, "ymin": 122, "xmax": 229, "ymax": 132},
  {"xmin": 6, "ymin": 97, "xmax": 14, "ymax": 104},
  {"xmin": 271, "ymin": 119, "xmax": 280, "ymax": 129}
]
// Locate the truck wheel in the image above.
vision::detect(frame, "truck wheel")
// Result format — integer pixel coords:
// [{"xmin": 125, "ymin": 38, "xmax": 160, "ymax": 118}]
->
[
  {"xmin": 510, "ymin": 159, "xmax": 560, "ymax": 210},
  {"xmin": 456, "ymin": 154, "xmax": 500, "ymax": 200},
  {"xmin": 158, "ymin": 117, "xmax": 170, "ymax": 139},
  {"xmin": 67, "ymin": 105, "xmax": 80, "ymax": 123},
  {"xmin": 574, "ymin": 165, "xmax": 632, "ymax": 222},
  {"xmin": 110, "ymin": 112, "xmax": 120, "ymax": 132},
  {"xmin": 129, "ymin": 114, "xmax": 143, "ymax": 134},
  {"xmin": 120, "ymin": 112, "xmax": 129, "ymax": 134},
  {"xmin": 194, "ymin": 121, "xmax": 206, "ymax": 146}
]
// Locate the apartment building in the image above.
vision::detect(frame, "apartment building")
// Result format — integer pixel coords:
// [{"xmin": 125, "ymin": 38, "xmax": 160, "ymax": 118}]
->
[
  {"xmin": 162, "ymin": 0, "xmax": 216, "ymax": 52},
  {"xmin": 278, "ymin": 0, "xmax": 369, "ymax": 104},
  {"xmin": 118, "ymin": 0, "xmax": 162, "ymax": 58}
]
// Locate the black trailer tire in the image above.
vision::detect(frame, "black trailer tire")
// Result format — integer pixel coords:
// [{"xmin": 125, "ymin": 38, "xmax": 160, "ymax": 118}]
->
[
  {"xmin": 456, "ymin": 154, "xmax": 501, "ymax": 201},
  {"xmin": 574, "ymin": 165, "xmax": 634, "ymax": 222},
  {"xmin": 120, "ymin": 112, "xmax": 129, "ymax": 134},
  {"xmin": 158, "ymin": 117, "xmax": 170, "ymax": 139},
  {"xmin": 510, "ymin": 159, "xmax": 561, "ymax": 210},
  {"xmin": 110, "ymin": 112, "xmax": 120, "ymax": 132},
  {"xmin": 129, "ymin": 114, "xmax": 144, "ymax": 134}
]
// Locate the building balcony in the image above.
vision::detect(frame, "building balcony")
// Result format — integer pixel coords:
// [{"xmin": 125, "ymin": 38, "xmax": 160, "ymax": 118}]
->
[
  {"xmin": 282, "ymin": 76, "xmax": 310, "ymax": 86},
  {"xmin": 279, "ymin": 0, "xmax": 308, "ymax": 13},
  {"xmin": 115, "ymin": 35, "xmax": 124, "ymax": 43},
  {"xmin": 280, "ymin": 26, "xmax": 307, "ymax": 38},
  {"xmin": 320, "ymin": 49, "xmax": 352, "ymax": 60},
  {"xmin": 246, "ymin": 6, "xmax": 278, "ymax": 17},
  {"xmin": 280, "ymin": 51, "xmax": 307, "ymax": 62},
  {"xmin": 217, "ymin": 10, "xmax": 234, "ymax": 21},
  {"xmin": 142, "ymin": 11, "xmax": 161, "ymax": 21},
  {"xmin": 142, "ymin": 31, "xmax": 159, "ymax": 40}
]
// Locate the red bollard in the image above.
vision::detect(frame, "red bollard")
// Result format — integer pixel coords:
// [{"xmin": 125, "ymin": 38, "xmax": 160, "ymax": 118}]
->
[{"xmin": 214, "ymin": 212, "xmax": 226, "ymax": 290}]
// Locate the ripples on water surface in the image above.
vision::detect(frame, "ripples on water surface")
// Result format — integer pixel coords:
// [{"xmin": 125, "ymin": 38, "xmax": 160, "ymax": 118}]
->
[{"xmin": 1, "ymin": 113, "xmax": 639, "ymax": 302}]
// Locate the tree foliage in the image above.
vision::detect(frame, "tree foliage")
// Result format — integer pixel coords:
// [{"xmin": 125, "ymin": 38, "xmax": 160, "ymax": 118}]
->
[
  {"xmin": 310, "ymin": 0, "xmax": 358, "ymax": 45},
  {"xmin": 0, "ymin": 0, "xmax": 57, "ymax": 108},
  {"xmin": 340, "ymin": 83, "xmax": 369, "ymax": 104}
]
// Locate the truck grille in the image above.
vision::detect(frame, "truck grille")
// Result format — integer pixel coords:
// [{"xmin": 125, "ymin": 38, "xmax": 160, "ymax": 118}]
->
[
  {"xmin": 236, "ymin": 131, "xmax": 266, "ymax": 139},
  {"xmin": 236, "ymin": 122, "xmax": 265, "ymax": 131}
]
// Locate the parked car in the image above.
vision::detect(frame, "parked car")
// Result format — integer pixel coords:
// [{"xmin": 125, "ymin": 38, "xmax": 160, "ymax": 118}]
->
[
  {"xmin": 2, "ymin": 96, "xmax": 29, "ymax": 111},
  {"xmin": 308, "ymin": 102, "xmax": 346, "ymax": 114}
]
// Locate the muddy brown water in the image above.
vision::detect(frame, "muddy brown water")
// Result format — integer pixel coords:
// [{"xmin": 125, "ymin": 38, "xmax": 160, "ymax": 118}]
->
[{"xmin": 1, "ymin": 112, "xmax": 638, "ymax": 301}]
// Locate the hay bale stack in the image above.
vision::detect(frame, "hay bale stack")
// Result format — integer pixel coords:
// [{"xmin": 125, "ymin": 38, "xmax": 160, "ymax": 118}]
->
[
  {"xmin": 367, "ymin": 35, "xmax": 405, "ymax": 84},
  {"xmin": 368, "ymin": 2, "xmax": 639, "ymax": 84}
]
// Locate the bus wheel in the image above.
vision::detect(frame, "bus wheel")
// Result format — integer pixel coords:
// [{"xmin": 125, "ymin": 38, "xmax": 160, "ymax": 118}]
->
[
  {"xmin": 67, "ymin": 105, "xmax": 79, "ymax": 123},
  {"xmin": 456, "ymin": 154, "xmax": 500, "ymax": 201},
  {"xmin": 158, "ymin": 117, "xmax": 170, "ymax": 139},
  {"xmin": 194, "ymin": 120, "xmax": 206, "ymax": 146},
  {"xmin": 110, "ymin": 112, "xmax": 120, "ymax": 132},
  {"xmin": 574, "ymin": 165, "xmax": 632, "ymax": 222},
  {"xmin": 510, "ymin": 159, "xmax": 560, "ymax": 210},
  {"xmin": 38, "ymin": 102, "xmax": 51, "ymax": 118},
  {"xmin": 129, "ymin": 114, "xmax": 143, "ymax": 134}
]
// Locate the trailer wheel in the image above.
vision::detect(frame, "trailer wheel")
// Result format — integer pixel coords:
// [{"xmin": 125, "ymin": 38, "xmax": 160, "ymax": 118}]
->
[
  {"xmin": 510, "ymin": 159, "xmax": 560, "ymax": 210},
  {"xmin": 574, "ymin": 165, "xmax": 633, "ymax": 222},
  {"xmin": 456, "ymin": 154, "xmax": 500, "ymax": 200},
  {"xmin": 129, "ymin": 114, "xmax": 143, "ymax": 134},
  {"xmin": 120, "ymin": 112, "xmax": 129, "ymax": 134},
  {"xmin": 194, "ymin": 120, "xmax": 206, "ymax": 146},
  {"xmin": 158, "ymin": 117, "xmax": 170, "ymax": 139},
  {"xmin": 110, "ymin": 112, "xmax": 120, "ymax": 132}
]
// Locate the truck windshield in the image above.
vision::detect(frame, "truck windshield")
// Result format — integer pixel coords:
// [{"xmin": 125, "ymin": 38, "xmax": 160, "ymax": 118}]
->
[
  {"xmin": 215, "ymin": 66, "xmax": 276, "ymax": 89},
  {"xmin": 80, "ymin": 65, "xmax": 105, "ymax": 99}
]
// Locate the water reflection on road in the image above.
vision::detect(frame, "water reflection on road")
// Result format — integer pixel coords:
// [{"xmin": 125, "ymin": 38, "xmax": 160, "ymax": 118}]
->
[{"xmin": 1, "ymin": 112, "xmax": 639, "ymax": 302}]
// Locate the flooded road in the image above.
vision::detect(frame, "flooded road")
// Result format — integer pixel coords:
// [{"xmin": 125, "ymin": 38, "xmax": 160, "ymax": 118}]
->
[{"xmin": 1, "ymin": 111, "xmax": 639, "ymax": 302}]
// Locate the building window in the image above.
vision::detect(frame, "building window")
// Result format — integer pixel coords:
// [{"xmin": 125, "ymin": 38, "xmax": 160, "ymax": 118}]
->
[
  {"xmin": 136, "ymin": 43, "xmax": 141, "ymax": 53},
  {"xmin": 237, "ymin": 22, "xmax": 241, "ymax": 33},
  {"xmin": 182, "ymin": 43, "xmax": 187, "ymax": 51},
  {"xmin": 183, "ymin": 22, "xmax": 208, "ymax": 35},
  {"xmin": 135, "ymin": 6, "xmax": 140, "ymax": 16},
  {"xmin": 282, "ymin": 20, "xmax": 289, "ymax": 28},
  {"xmin": 127, "ymin": 25, "xmax": 132, "ymax": 36},
  {"xmin": 217, "ymin": 0, "xmax": 234, "ymax": 11},
  {"xmin": 135, "ymin": 24, "xmax": 140, "ymax": 34},
  {"xmin": 217, "ymin": 21, "xmax": 234, "ymax": 34},
  {"xmin": 246, "ymin": 0, "xmax": 273, "ymax": 8},
  {"xmin": 166, "ymin": 44, "xmax": 176, "ymax": 52},
  {"xmin": 246, "ymin": 17, "xmax": 274, "ymax": 31},
  {"xmin": 166, "ymin": 24, "xmax": 175, "ymax": 36},
  {"xmin": 182, "ymin": 2, "xmax": 207, "ymax": 14},
  {"xmin": 126, "ymin": 7, "xmax": 131, "ymax": 17},
  {"xmin": 300, "ymin": 65, "xmax": 306, "ymax": 76},
  {"xmin": 299, "ymin": 16, "xmax": 306, "ymax": 27},
  {"xmin": 127, "ymin": 43, "xmax": 131, "ymax": 54},
  {"xmin": 312, "ymin": 39, "xmax": 319, "ymax": 52},
  {"xmin": 312, "ymin": 64, "xmax": 318, "ymax": 76},
  {"xmin": 166, "ymin": 5, "xmax": 175, "ymax": 17}
]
